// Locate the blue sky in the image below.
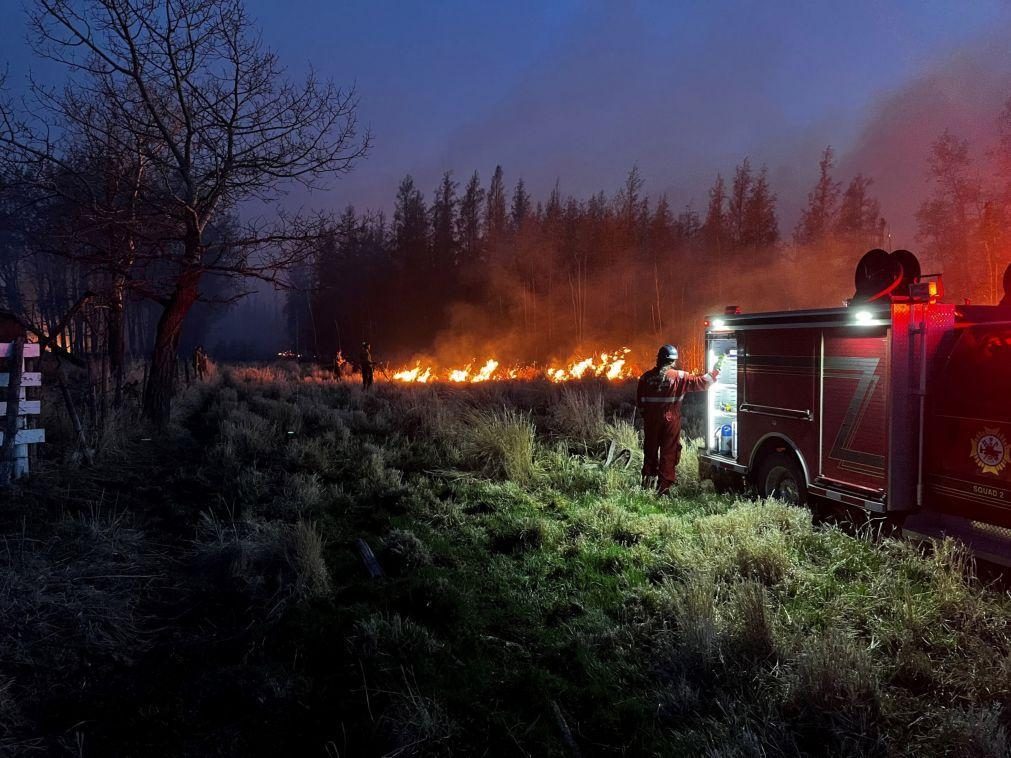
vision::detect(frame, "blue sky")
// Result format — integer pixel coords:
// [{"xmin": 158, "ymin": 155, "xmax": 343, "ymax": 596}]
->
[{"xmin": 4, "ymin": 0, "xmax": 1010, "ymax": 237}]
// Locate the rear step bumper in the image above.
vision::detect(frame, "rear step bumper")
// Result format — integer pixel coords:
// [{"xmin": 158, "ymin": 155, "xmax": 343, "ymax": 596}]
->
[
  {"xmin": 808, "ymin": 483, "xmax": 887, "ymax": 513},
  {"xmin": 902, "ymin": 512, "xmax": 1011, "ymax": 567}
]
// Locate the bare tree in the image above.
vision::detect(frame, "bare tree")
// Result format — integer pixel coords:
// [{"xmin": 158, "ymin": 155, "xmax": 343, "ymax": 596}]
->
[{"xmin": 6, "ymin": 0, "xmax": 368, "ymax": 424}]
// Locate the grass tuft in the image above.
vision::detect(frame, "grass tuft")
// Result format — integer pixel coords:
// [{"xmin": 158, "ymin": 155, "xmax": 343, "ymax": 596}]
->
[
  {"xmin": 459, "ymin": 408, "xmax": 537, "ymax": 483},
  {"xmin": 550, "ymin": 387, "xmax": 607, "ymax": 447}
]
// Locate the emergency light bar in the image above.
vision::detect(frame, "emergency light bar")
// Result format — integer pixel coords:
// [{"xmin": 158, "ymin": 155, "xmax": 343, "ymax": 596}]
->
[
  {"xmin": 705, "ymin": 307, "xmax": 740, "ymax": 331},
  {"xmin": 908, "ymin": 275, "xmax": 943, "ymax": 303}
]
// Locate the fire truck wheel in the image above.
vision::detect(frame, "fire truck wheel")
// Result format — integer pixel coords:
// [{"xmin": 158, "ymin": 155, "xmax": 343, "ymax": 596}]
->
[{"xmin": 757, "ymin": 452, "xmax": 807, "ymax": 506}]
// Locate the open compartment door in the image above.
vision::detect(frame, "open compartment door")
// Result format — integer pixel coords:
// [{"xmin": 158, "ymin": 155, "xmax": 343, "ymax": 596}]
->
[{"xmin": 707, "ymin": 337, "xmax": 739, "ymax": 460}]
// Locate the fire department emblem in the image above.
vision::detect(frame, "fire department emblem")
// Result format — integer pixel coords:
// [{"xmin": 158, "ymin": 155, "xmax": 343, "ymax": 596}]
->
[{"xmin": 971, "ymin": 428, "xmax": 1009, "ymax": 477}]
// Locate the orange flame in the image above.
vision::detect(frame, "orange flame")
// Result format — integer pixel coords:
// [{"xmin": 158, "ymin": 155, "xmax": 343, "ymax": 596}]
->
[
  {"xmin": 392, "ymin": 363, "xmax": 433, "ymax": 383},
  {"xmin": 389, "ymin": 348, "xmax": 635, "ymax": 383}
]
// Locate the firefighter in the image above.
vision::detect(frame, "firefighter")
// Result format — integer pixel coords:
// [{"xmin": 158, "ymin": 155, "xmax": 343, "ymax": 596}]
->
[
  {"xmin": 636, "ymin": 344, "xmax": 720, "ymax": 495},
  {"xmin": 359, "ymin": 341, "xmax": 375, "ymax": 389},
  {"xmin": 333, "ymin": 350, "xmax": 346, "ymax": 381},
  {"xmin": 193, "ymin": 345, "xmax": 209, "ymax": 381}
]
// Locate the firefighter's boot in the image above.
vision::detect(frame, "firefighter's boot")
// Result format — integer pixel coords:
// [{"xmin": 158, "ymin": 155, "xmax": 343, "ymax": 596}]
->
[{"xmin": 657, "ymin": 475, "xmax": 677, "ymax": 496}]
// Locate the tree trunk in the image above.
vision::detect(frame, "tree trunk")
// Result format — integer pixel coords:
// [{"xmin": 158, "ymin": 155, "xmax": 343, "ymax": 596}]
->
[
  {"xmin": 109, "ymin": 289, "xmax": 124, "ymax": 410},
  {"xmin": 109, "ymin": 274, "xmax": 127, "ymax": 408},
  {"xmin": 143, "ymin": 265, "xmax": 201, "ymax": 426}
]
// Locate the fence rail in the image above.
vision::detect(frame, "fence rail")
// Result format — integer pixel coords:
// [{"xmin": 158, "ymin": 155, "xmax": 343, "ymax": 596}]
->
[
  {"xmin": 0, "ymin": 400, "xmax": 41, "ymax": 415},
  {"xmin": 0, "ymin": 372, "xmax": 42, "ymax": 387},
  {"xmin": 0, "ymin": 343, "xmax": 40, "ymax": 358},
  {"xmin": 0, "ymin": 428, "xmax": 45, "ymax": 445}
]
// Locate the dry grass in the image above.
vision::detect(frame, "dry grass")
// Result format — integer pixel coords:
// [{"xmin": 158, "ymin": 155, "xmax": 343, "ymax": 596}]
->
[
  {"xmin": 0, "ymin": 505, "xmax": 166, "ymax": 752},
  {"xmin": 383, "ymin": 528, "xmax": 433, "ymax": 572},
  {"xmin": 8, "ymin": 367, "xmax": 1011, "ymax": 756},
  {"xmin": 790, "ymin": 631, "xmax": 878, "ymax": 712},
  {"xmin": 550, "ymin": 387, "xmax": 607, "ymax": 446},
  {"xmin": 459, "ymin": 408, "xmax": 537, "ymax": 484},
  {"xmin": 349, "ymin": 612, "xmax": 443, "ymax": 664},
  {"xmin": 379, "ymin": 672, "xmax": 456, "ymax": 757},
  {"xmin": 193, "ymin": 512, "xmax": 332, "ymax": 612}
]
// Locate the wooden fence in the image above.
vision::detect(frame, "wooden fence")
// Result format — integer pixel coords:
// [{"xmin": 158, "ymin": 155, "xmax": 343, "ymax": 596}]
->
[{"xmin": 1, "ymin": 340, "xmax": 44, "ymax": 480}]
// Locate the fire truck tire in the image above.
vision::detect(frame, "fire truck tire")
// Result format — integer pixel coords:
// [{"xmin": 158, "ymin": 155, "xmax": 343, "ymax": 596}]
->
[{"xmin": 757, "ymin": 452, "xmax": 808, "ymax": 506}]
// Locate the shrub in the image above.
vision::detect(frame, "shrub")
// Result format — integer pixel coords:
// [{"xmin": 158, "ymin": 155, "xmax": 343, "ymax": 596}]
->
[
  {"xmin": 192, "ymin": 515, "xmax": 332, "ymax": 612},
  {"xmin": 215, "ymin": 407, "xmax": 279, "ymax": 463},
  {"xmin": 349, "ymin": 612, "xmax": 442, "ymax": 664},
  {"xmin": 383, "ymin": 529, "xmax": 433, "ymax": 572},
  {"xmin": 729, "ymin": 580, "xmax": 777, "ymax": 661},
  {"xmin": 674, "ymin": 574, "xmax": 721, "ymax": 666},
  {"xmin": 380, "ymin": 676, "xmax": 456, "ymax": 757},
  {"xmin": 291, "ymin": 520, "xmax": 331, "ymax": 599},
  {"xmin": 789, "ymin": 631, "xmax": 878, "ymax": 715},
  {"xmin": 459, "ymin": 408, "xmax": 536, "ymax": 483},
  {"xmin": 279, "ymin": 471, "xmax": 326, "ymax": 515},
  {"xmin": 550, "ymin": 387, "xmax": 606, "ymax": 446}
]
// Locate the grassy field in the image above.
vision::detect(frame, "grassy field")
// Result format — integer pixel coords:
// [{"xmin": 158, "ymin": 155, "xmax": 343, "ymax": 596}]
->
[{"xmin": 1, "ymin": 365, "xmax": 1009, "ymax": 756}]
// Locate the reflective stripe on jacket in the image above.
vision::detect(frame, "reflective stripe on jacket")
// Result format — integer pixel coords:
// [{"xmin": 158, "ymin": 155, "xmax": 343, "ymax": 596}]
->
[{"xmin": 636, "ymin": 366, "xmax": 717, "ymax": 411}]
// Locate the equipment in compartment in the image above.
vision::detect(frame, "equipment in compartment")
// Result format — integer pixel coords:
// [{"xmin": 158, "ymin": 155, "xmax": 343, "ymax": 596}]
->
[{"xmin": 707, "ymin": 340, "xmax": 738, "ymax": 459}]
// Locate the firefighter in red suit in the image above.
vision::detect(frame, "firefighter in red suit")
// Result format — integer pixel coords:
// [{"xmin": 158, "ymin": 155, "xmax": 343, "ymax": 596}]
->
[{"xmin": 636, "ymin": 344, "xmax": 720, "ymax": 494}]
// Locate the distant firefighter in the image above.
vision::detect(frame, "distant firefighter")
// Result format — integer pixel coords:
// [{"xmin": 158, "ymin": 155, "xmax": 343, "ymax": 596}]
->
[
  {"xmin": 636, "ymin": 344, "xmax": 720, "ymax": 495},
  {"xmin": 193, "ymin": 345, "xmax": 209, "ymax": 380},
  {"xmin": 359, "ymin": 341, "xmax": 375, "ymax": 389}
]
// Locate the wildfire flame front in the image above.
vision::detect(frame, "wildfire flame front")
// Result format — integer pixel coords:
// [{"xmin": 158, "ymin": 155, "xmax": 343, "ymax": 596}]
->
[{"xmin": 389, "ymin": 348, "xmax": 636, "ymax": 383}]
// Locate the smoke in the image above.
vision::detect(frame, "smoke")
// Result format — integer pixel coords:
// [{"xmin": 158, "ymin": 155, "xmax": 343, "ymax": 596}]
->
[
  {"xmin": 434, "ymin": 6, "xmax": 1010, "ymax": 236},
  {"xmin": 838, "ymin": 29, "xmax": 1011, "ymax": 247},
  {"xmin": 216, "ymin": 6, "xmax": 1011, "ymax": 364},
  {"xmin": 410, "ymin": 238, "xmax": 855, "ymax": 375},
  {"xmin": 427, "ymin": 16, "xmax": 1011, "ymax": 369}
]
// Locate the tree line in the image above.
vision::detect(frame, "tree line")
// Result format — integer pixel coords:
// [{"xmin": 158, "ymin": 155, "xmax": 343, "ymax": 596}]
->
[
  {"xmin": 295, "ymin": 98, "xmax": 1011, "ymax": 368},
  {"xmin": 292, "ymin": 155, "xmax": 885, "ymax": 366}
]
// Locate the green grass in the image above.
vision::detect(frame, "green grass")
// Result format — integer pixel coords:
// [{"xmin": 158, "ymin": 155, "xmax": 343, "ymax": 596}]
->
[{"xmin": 1, "ymin": 371, "xmax": 1009, "ymax": 756}]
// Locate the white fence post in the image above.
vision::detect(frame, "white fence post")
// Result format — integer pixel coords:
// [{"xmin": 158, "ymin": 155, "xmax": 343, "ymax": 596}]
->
[{"xmin": 0, "ymin": 340, "xmax": 44, "ymax": 481}]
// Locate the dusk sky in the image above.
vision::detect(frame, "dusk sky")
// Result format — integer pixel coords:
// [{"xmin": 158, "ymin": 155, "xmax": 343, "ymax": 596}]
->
[{"xmin": 4, "ymin": 0, "xmax": 1010, "ymax": 241}]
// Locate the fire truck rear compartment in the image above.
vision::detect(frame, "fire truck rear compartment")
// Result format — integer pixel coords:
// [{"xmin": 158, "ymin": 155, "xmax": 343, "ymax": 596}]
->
[
  {"xmin": 701, "ymin": 305, "xmax": 954, "ymax": 513},
  {"xmin": 699, "ymin": 250, "xmax": 1011, "ymax": 564}
]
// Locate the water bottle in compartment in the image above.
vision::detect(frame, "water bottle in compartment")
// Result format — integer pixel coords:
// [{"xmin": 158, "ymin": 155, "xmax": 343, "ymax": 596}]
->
[{"xmin": 720, "ymin": 424, "xmax": 733, "ymax": 455}]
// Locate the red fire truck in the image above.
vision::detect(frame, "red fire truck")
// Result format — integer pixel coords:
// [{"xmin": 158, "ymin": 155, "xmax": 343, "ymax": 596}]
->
[{"xmin": 699, "ymin": 250, "xmax": 1011, "ymax": 564}]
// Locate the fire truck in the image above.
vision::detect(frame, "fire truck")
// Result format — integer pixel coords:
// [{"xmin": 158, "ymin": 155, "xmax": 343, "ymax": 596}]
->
[{"xmin": 699, "ymin": 249, "xmax": 1011, "ymax": 564}]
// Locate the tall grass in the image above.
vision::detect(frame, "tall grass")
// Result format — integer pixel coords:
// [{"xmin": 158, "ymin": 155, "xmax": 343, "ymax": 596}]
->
[
  {"xmin": 6, "ymin": 367, "xmax": 1010, "ymax": 756},
  {"xmin": 459, "ymin": 407, "xmax": 537, "ymax": 483},
  {"xmin": 550, "ymin": 387, "xmax": 607, "ymax": 446}
]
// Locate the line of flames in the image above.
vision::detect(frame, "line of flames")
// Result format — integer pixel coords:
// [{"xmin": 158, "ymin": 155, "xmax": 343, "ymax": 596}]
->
[{"xmin": 390, "ymin": 349, "xmax": 637, "ymax": 383}]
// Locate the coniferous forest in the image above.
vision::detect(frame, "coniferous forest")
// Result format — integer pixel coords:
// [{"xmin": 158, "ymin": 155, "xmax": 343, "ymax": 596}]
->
[{"xmin": 290, "ymin": 125, "xmax": 1011, "ymax": 368}]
